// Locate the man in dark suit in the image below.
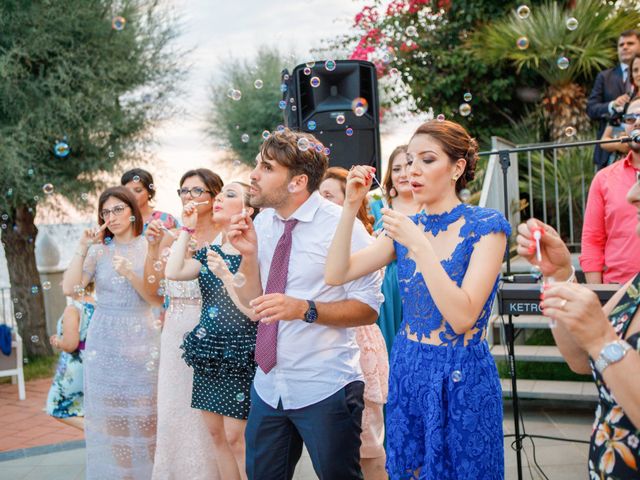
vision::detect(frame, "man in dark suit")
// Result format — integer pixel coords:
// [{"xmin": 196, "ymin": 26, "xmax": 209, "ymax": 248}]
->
[{"xmin": 587, "ymin": 30, "xmax": 640, "ymax": 169}]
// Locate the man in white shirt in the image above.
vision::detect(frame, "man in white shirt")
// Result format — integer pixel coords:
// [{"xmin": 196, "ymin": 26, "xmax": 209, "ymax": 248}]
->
[
  {"xmin": 587, "ymin": 30, "xmax": 640, "ymax": 169},
  {"xmin": 228, "ymin": 128, "xmax": 383, "ymax": 479}
]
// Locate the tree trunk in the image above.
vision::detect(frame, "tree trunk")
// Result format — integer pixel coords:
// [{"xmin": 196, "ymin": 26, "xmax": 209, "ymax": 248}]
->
[
  {"xmin": 2, "ymin": 204, "xmax": 52, "ymax": 357},
  {"xmin": 542, "ymin": 83, "xmax": 591, "ymax": 142}
]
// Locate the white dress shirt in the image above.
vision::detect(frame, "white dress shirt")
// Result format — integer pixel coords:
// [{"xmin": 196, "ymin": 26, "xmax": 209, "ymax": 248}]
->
[{"xmin": 252, "ymin": 191, "xmax": 383, "ymax": 409}]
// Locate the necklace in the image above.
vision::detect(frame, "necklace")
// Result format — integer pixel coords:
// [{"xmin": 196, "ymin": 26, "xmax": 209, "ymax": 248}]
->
[{"xmin": 417, "ymin": 203, "xmax": 466, "ymax": 236}]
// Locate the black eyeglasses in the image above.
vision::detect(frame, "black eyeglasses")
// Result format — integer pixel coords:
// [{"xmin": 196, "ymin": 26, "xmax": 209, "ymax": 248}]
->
[
  {"xmin": 622, "ymin": 113, "xmax": 640, "ymax": 124},
  {"xmin": 177, "ymin": 187, "xmax": 211, "ymax": 198},
  {"xmin": 100, "ymin": 204, "xmax": 128, "ymax": 220}
]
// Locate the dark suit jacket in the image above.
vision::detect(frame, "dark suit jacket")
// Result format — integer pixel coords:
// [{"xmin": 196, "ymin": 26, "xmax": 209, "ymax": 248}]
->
[{"xmin": 586, "ymin": 65, "xmax": 627, "ymax": 169}]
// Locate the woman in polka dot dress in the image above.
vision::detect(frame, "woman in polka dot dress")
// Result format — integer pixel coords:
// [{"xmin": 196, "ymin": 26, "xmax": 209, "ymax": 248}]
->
[{"xmin": 165, "ymin": 182, "xmax": 257, "ymax": 480}]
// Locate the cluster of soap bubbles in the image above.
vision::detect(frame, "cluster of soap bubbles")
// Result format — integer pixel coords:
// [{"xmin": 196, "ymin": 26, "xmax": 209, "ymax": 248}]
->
[
  {"xmin": 515, "ymin": 6, "xmax": 576, "ymax": 70},
  {"xmin": 351, "ymin": 97, "xmax": 368, "ymax": 117},
  {"xmin": 227, "ymin": 89, "xmax": 242, "ymax": 101}
]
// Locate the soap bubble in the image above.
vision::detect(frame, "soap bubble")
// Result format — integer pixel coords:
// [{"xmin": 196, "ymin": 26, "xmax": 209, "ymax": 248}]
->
[
  {"xmin": 436, "ymin": 114, "xmax": 445, "ymax": 122},
  {"xmin": 153, "ymin": 261, "xmax": 163, "ymax": 272},
  {"xmin": 152, "ymin": 319, "xmax": 162, "ymax": 330},
  {"xmin": 324, "ymin": 60, "xmax": 336, "ymax": 71},
  {"xmin": 236, "ymin": 392, "xmax": 246, "ymax": 402},
  {"xmin": 405, "ymin": 25, "xmax": 417, "ymax": 36},
  {"xmin": 207, "ymin": 306, "xmax": 219, "ymax": 319},
  {"xmin": 31, "ymin": 335, "xmax": 39, "ymax": 343},
  {"xmin": 530, "ymin": 264, "xmax": 542, "ymax": 281},
  {"xmin": 133, "ymin": 175, "xmax": 140, "ymax": 183},
  {"xmin": 145, "ymin": 361, "xmax": 156, "ymax": 372},
  {"xmin": 147, "ymin": 275, "xmax": 156, "ymax": 283},
  {"xmin": 278, "ymin": 100, "xmax": 287, "ymax": 110},
  {"xmin": 516, "ymin": 5, "xmax": 530, "ymax": 19},
  {"xmin": 262, "ymin": 130, "xmax": 270, "ymax": 140},
  {"xmin": 307, "ymin": 120, "xmax": 317, "ymax": 131},
  {"xmin": 280, "ymin": 83, "xmax": 288, "ymax": 93},
  {"xmin": 310, "ymin": 77, "xmax": 321, "ymax": 88},
  {"xmin": 129, "ymin": 215, "xmax": 135, "ymax": 222},
  {"xmin": 297, "ymin": 137, "xmax": 310, "ymax": 152},
  {"xmin": 232, "ymin": 272, "xmax": 246, "ymax": 288},
  {"xmin": 254, "ymin": 79, "xmax": 264, "ymax": 89},
  {"xmin": 15, "ymin": 312, "xmax": 23, "ymax": 320},
  {"xmin": 336, "ymin": 114, "xmax": 346, "ymax": 125},
  {"xmin": 557, "ymin": 56, "xmax": 570, "ymax": 70},
  {"xmin": 53, "ymin": 141, "xmax": 70, "ymax": 157},
  {"xmin": 516, "ymin": 36, "xmax": 530, "ymax": 50},
  {"xmin": 459, "ymin": 189, "xmax": 471, "ymax": 202},
  {"xmin": 42, "ymin": 281, "xmax": 51, "ymax": 290},
  {"xmin": 351, "ymin": 97, "xmax": 368, "ymax": 117},
  {"xmin": 303, "ymin": 67, "xmax": 311, "ymax": 75},
  {"xmin": 566, "ymin": 17, "xmax": 578, "ymax": 31},
  {"xmin": 451, "ymin": 370, "xmax": 463, "ymax": 383},
  {"xmin": 564, "ymin": 126, "xmax": 576, "ymax": 137},
  {"xmin": 231, "ymin": 89, "xmax": 242, "ymax": 101},
  {"xmin": 458, "ymin": 103, "xmax": 472, "ymax": 117},
  {"xmin": 346, "ymin": 127, "xmax": 354, "ymax": 136},
  {"xmin": 305, "ymin": 61, "xmax": 316, "ymax": 68},
  {"xmin": 31, "ymin": 285, "xmax": 39, "ymax": 295},
  {"xmin": 241, "ymin": 133, "xmax": 250, "ymax": 143},
  {"xmin": 463, "ymin": 92, "xmax": 472, "ymax": 102},
  {"xmin": 112, "ymin": 16, "xmax": 126, "ymax": 30},
  {"xmin": 42, "ymin": 183, "xmax": 54, "ymax": 195}
]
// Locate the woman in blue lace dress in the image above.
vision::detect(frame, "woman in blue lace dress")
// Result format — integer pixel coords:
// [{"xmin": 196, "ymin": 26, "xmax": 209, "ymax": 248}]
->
[{"xmin": 326, "ymin": 120, "xmax": 510, "ymax": 479}]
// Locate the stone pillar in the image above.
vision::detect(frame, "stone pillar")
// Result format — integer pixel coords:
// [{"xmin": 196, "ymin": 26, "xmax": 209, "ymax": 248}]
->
[{"xmin": 35, "ymin": 229, "xmax": 66, "ymax": 337}]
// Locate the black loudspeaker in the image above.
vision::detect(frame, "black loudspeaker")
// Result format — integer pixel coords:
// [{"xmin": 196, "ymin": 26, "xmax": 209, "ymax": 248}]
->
[{"xmin": 281, "ymin": 60, "xmax": 381, "ymax": 172}]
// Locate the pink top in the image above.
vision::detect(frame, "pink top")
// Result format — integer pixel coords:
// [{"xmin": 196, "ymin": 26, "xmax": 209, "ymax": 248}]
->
[{"xmin": 580, "ymin": 153, "xmax": 640, "ymax": 284}]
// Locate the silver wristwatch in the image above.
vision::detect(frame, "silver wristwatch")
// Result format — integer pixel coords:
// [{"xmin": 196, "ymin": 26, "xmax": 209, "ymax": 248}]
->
[{"xmin": 594, "ymin": 340, "xmax": 632, "ymax": 374}]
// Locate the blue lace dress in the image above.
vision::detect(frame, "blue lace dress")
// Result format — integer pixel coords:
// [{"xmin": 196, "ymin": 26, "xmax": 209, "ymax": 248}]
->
[{"xmin": 386, "ymin": 203, "xmax": 510, "ymax": 480}]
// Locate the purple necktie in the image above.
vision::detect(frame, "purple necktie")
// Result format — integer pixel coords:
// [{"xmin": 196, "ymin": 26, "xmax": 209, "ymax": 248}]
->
[{"xmin": 255, "ymin": 219, "xmax": 298, "ymax": 374}]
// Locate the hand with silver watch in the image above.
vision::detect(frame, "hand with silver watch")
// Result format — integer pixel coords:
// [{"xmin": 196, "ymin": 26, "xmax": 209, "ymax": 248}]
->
[{"xmin": 594, "ymin": 339, "xmax": 632, "ymax": 374}]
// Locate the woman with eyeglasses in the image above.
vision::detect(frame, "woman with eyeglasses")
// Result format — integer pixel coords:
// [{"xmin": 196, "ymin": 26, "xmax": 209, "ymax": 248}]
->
[
  {"xmin": 581, "ymin": 97, "xmax": 640, "ymax": 285},
  {"xmin": 166, "ymin": 182, "xmax": 258, "ymax": 480},
  {"xmin": 62, "ymin": 186, "xmax": 164, "ymax": 479},
  {"xmin": 121, "ymin": 168, "xmax": 180, "ymax": 231},
  {"xmin": 600, "ymin": 54, "xmax": 640, "ymax": 165},
  {"xmin": 146, "ymin": 169, "xmax": 224, "ymax": 480}
]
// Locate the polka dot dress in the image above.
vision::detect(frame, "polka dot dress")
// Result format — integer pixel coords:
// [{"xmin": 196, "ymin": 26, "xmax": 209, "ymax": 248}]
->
[{"xmin": 181, "ymin": 244, "xmax": 257, "ymax": 420}]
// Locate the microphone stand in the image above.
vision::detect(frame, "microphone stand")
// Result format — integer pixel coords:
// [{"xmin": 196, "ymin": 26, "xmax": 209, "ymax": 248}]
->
[{"xmin": 480, "ymin": 135, "xmax": 632, "ymax": 480}]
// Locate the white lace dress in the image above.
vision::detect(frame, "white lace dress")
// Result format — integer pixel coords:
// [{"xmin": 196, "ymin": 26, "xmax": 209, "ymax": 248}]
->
[
  {"xmin": 151, "ymin": 278, "xmax": 219, "ymax": 480},
  {"xmin": 83, "ymin": 236, "xmax": 161, "ymax": 479}
]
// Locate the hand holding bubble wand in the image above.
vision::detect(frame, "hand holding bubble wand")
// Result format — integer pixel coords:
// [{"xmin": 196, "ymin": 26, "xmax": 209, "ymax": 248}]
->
[{"xmin": 530, "ymin": 226, "xmax": 558, "ymax": 328}]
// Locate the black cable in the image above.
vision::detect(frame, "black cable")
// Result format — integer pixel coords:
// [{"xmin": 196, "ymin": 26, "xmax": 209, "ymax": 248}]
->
[{"xmin": 495, "ymin": 305, "xmax": 591, "ymax": 480}]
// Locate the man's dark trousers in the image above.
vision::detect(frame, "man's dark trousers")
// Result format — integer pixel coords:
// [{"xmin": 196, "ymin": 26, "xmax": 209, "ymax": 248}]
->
[{"xmin": 245, "ymin": 381, "xmax": 365, "ymax": 480}]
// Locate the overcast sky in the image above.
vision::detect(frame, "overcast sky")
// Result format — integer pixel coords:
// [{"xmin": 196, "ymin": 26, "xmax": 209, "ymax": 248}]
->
[{"xmin": 147, "ymin": 0, "xmax": 365, "ymax": 214}]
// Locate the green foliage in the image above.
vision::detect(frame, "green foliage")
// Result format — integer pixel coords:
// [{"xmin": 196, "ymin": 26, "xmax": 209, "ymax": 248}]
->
[
  {"xmin": 0, "ymin": 0, "xmax": 185, "ymax": 214},
  {"xmin": 0, "ymin": 355, "xmax": 57, "ymax": 384},
  {"xmin": 206, "ymin": 47, "xmax": 290, "ymax": 165},
  {"xmin": 519, "ymin": 145, "xmax": 595, "ymax": 241},
  {"xmin": 470, "ymin": 0, "xmax": 640, "ymax": 86}
]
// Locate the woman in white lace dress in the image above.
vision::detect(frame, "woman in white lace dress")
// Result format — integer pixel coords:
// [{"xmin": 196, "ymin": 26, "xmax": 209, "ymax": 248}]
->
[
  {"xmin": 144, "ymin": 169, "xmax": 223, "ymax": 480},
  {"xmin": 63, "ymin": 187, "xmax": 164, "ymax": 479}
]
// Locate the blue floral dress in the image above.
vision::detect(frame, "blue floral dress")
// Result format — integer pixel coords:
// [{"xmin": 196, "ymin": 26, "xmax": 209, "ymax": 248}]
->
[
  {"xmin": 45, "ymin": 300, "xmax": 94, "ymax": 418},
  {"xmin": 588, "ymin": 273, "xmax": 640, "ymax": 477},
  {"xmin": 386, "ymin": 203, "xmax": 510, "ymax": 479}
]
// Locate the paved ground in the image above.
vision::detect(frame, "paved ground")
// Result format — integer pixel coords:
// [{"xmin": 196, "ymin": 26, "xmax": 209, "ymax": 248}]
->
[
  {"xmin": 1, "ymin": 375, "xmax": 594, "ymax": 479},
  {"xmin": 0, "ymin": 378, "xmax": 83, "ymax": 452}
]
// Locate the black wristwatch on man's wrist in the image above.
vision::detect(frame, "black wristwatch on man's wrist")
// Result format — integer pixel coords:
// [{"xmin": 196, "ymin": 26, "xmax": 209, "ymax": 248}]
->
[{"xmin": 303, "ymin": 300, "xmax": 318, "ymax": 323}]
